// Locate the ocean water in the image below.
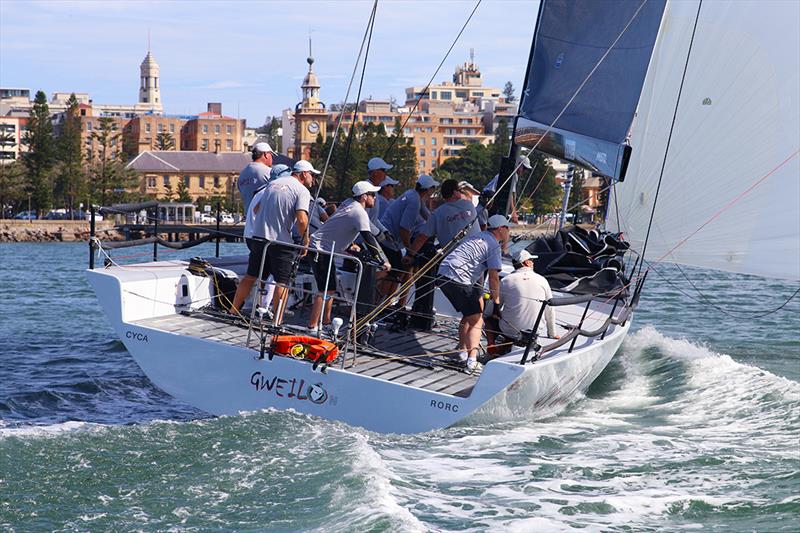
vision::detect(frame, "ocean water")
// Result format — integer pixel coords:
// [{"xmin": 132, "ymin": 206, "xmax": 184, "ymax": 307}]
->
[{"xmin": 1, "ymin": 242, "xmax": 798, "ymax": 532}]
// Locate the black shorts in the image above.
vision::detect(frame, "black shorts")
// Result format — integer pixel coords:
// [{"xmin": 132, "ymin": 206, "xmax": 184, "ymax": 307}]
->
[
  {"xmin": 246, "ymin": 240, "xmax": 296, "ymax": 284},
  {"xmin": 312, "ymin": 252, "xmax": 337, "ymax": 292},
  {"xmin": 438, "ymin": 277, "xmax": 483, "ymax": 317},
  {"xmin": 380, "ymin": 242, "xmax": 403, "ymax": 271}
]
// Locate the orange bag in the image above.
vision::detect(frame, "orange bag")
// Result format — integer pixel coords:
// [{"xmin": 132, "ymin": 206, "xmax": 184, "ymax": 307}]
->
[{"xmin": 272, "ymin": 335, "xmax": 339, "ymax": 363}]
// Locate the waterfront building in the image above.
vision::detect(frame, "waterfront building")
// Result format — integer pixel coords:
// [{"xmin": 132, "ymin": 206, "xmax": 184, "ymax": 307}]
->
[
  {"xmin": 126, "ymin": 150, "xmax": 251, "ymax": 203},
  {"xmin": 181, "ymin": 103, "xmax": 245, "ymax": 153},
  {"xmin": 290, "ymin": 44, "xmax": 327, "ymax": 160},
  {"xmin": 0, "ymin": 116, "xmax": 25, "ymax": 163},
  {"xmin": 123, "ymin": 115, "xmax": 185, "ymax": 153}
]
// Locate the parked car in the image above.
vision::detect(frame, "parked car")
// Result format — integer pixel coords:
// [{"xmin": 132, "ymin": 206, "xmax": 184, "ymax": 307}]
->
[
  {"xmin": 14, "ymin": 210, "xmax": 37, "ymax": 220},
  {"xmin": 220, "ymin": 213, "xmax": 235, "ymax": 224},
  {"xmin": 44, "ymin": 210, "xmax": 68, "ymax": 220},
  {"xmin": 199, "ymin": 214, "xmax": 216, "ymax": 224}
]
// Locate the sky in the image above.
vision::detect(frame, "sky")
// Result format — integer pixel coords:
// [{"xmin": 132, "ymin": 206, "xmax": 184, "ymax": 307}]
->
[{"xmin": 0, "ymin": 0, "xmax": 539, "ymax": 126}]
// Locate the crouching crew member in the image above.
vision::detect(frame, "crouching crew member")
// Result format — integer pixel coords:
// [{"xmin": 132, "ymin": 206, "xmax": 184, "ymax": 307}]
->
[
  {"xmin": 486, "ymin": 249, "xmax": 558, "ymax": 351},
  {"xmin": 436, "ymin": 214, "xmax": 511, "ymax": 373},
  {"xmin": 307, "ymin": 181, "xmax": 391, "ymax": 331},
  {"xmin": 230, "ymin": 160, "xmax": 318, "ymax": 324}
]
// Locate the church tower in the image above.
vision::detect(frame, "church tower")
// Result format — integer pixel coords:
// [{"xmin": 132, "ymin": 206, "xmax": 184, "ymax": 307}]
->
[
  {"xmin": 136, "ymin": 39, "xmax": 163, "ymax": 113},
  {"xmin": 293, "ymin": 40, "xmax": 327, "ymax": 160}
]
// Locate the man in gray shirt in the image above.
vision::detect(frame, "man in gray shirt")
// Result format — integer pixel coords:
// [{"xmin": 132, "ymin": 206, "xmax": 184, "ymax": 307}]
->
[
  {"xmin": 307, "ymin": 181, "xmax": 390, "ymax": 331},
  {"xmin": 437, "ymin": 214, "xmax": 511, "ymax": 373},
  {"xmin": 230, "ymin": 160, "xmax": 318, "ymax": 325},
  {"xmin": 237, "ymin": 142, "xmax": 274, "ymax": 213}
]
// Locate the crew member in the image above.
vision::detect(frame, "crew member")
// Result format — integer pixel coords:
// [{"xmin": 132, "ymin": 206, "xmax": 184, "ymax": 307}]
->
[
  {"xmin": 402, "ymin": 179, "xmax": 479, "ymax": 327},
  {"xmin": 237, "ymin": 142, "xmax": 274, "ymax": 214},
  {"xmin": 270, "ymin": 163, "xmax": 291, "ymax": 182},
  {"xmin": 379, "ymin": 174, "xmax": 439, "ymax": 303},
  {"xmin": 365, "ymin": 156, "xmax": 393, "ymax": 235},
  {"xmin": 486, "ymin": 249, "xmax": 558, "ymax": 352},
  {"xmin": 307, "ymin": 181, "xmax": 390, "ymax": 330},
  {"xmin": 230, "ymin": 160, "xmax": 318, "ymax": 323},
  {"xmin": 436, "ymin": 214, "xmax": 511, "ymax": 373},
  {"xmin": 376, "ymin": 175, "xmax": 399, "ymax": 215}
]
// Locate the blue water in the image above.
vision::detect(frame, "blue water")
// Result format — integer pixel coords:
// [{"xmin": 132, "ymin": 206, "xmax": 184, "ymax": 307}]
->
[{"xmin": 1, "ymin": 242, "xmax": 798, "ymax": 532}]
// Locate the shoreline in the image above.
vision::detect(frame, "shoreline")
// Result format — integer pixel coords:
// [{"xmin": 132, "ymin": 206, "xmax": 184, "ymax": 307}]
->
[{"xmin": 0, "ymin": 220, "xmax": 122, "ymax": 243}]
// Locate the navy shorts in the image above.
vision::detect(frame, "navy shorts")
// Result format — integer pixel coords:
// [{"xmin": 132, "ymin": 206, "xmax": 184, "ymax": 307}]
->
[
  {"xmin": 438, "ymin": 277, "xmax": 483, "ymax": 317},
  {"xmin": 246, "ymin": 240, "xmax": 296, "ymax": 284}
]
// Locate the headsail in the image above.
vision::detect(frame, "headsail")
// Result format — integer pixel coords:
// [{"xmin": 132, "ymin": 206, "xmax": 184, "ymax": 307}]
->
[
  {"xmin": 515, "ymin": 0, "xmax": 667, "ymax": 180},
  {"xmin": 608, "ymin": 0, "xmax": 800, "ymax": 281}
]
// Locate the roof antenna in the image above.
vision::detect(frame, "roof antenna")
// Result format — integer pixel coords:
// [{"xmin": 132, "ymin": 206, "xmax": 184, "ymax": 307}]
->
[{"xmin": 470, "ymin": 47, "xmax": 475, "ymax": 66}]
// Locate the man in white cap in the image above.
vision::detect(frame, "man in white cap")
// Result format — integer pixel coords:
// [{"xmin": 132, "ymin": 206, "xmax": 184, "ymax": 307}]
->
[
  {"xmin": 238, "ymin": 141, "xmax": 274, "ymax": 214},
  {"xmin": 230, "ymin": 159, "xmax": 318, "ymax": 324},
  {"xmin": 436, "ymin": 214, "xmax": 511, "ymax": 373},
  {"xmin": 307, "ymin": 181, "xmax": 390, "ymax": 331},
  {"xmin": 379, "ymin": 174, "xmax": 439, "ymax": 303},
  {"xmin": 376, "ymin": 175, "xmax": 399, "ymax": 215},
  {"xmin": 365, "ymin": 156, "xmax": 393, "ymax": 234},
  {"xmin": 485, "ymin": 249, "xmax": 558, "ymax": 353}
]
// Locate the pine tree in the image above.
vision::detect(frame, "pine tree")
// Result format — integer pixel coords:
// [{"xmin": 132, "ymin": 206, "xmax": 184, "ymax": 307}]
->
[
  {"xmin": 161, "ymin": 182, "xmax": 175, "ymax": 202},
  {"xmin": 491, "ymin": 119, "xmax": 511, "ymax": 170},
  {"xmin": 87, "ymin": 117, "xmax": 137, "ymax": 205},
  {"xmin": 176, "ymin": 178, "xmax": 192, "ymax": 202},
  {"xmin": 155, "ymin": 132, "xmax": 175, "ymax": 151},
  {"xmin": 503, "ymin": 81, "xmax": 516, "ymax": 103},
  {"xmin": 0, "ymin": 160, "xmax": 26, "ymax": 218},
  {"xmin": 568, "ymin": 166, "xmax": 586, "ymax": 219},
  {"xmin": 22, "ymin": 90, "xmax": 55, "ymax": 213},
  {"xmin": 55, "ymin": 93, "xmax": 84, "ymax": 216}
]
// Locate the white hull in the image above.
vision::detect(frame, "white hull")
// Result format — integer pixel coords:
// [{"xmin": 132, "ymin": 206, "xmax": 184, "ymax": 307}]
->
[{"xmin": 87, "ymin": 260, "xmax": 630, "ymax": 434}]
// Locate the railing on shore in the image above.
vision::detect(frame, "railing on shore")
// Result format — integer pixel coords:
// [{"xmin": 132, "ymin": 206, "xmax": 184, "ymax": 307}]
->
[{"xmin": 89, "ymin": 201, "xmax": 229, "ymax": 269}]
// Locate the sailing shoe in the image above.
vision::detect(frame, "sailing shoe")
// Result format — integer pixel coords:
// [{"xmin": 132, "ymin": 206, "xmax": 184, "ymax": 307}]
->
[
  {"xmin": 444, "ymin": 350, "xmax": 468, "ymax": 365},
  {"xmin": 465, "ymin": 358, "xmax": 483, "ymax": 375}
]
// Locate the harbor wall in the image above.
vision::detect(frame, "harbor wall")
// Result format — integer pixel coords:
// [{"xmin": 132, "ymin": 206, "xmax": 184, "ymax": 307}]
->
[{"xmin": 0, "ymin": 220, "xmax": 122, "ymax": 242}]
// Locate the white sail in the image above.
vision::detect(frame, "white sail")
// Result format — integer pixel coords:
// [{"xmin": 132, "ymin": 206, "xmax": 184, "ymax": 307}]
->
[{"xmin": 609, "ymin": 0, "xmax": 800, "ymax": 281}]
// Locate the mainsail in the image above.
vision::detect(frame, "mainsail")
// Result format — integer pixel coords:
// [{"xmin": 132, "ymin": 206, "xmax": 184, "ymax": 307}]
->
[
  {"xmin": 515, "ymin": 0, "xmax": 666, "ymax": 180},
  {"xmin": 608, "ymin": 0, "xmax": 800, "ymax": 281}
]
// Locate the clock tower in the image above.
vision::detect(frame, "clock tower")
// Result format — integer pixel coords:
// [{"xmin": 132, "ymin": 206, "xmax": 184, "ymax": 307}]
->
[{"xmin": 293, "ymin": 40, "xmax": 327, "ymax": 160}]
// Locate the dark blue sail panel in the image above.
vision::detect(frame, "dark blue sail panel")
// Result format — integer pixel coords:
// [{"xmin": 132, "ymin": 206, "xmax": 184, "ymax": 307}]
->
[{"xmin": 517, "ymin": 0, "xmax": 665, "ymax": 179}]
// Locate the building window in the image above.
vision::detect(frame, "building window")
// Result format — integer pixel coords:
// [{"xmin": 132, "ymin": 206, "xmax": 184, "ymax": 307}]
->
[
  {"xmin": 431, "ymin": 138, "xmax": 437, "ymax": 145},
  {"xmin": 431, "ymin": 148, "xmax": 437, "ymax": 157},
  {"xmin": 145, "ymin": 123, "xmax": 151, "ymax": 133},
  {"xmin": 183, "ymin": 175, "xmax": 190, "ymax": 186},
  {"xmin": 419, "ymin": 148, "xmax": 426, "ymax": 157},
  {"xmin": 419, "ymin": 137, "xmax": 425, "ymax": 145},
  {"xmin": 202, "ymin": 125, "xmax": 209, "ymax": 134},
  {"xmin": 163, "ymin": 175, "xmax": 170, "ymax": 187},
  {"xmin": 169, "ymin": 123, "xmax": 175, "ymax": 133},
  {"xmin": 147, "ymin": 177, "xmax": 156, "ymax": 188},
  {"xmin": 199, "ymin": 175, "xmax": 205, "ymax": 188},
  {"xmin": 226, "ymin": 139, "xmax": 233, "ymax": 150},
  {"xmin": 157, "ymin": 123, "xmax": 163, "ymax": 133},
  {"xmin": 226, "ymin": 125, "xmax": 233, "ymax": 135},
  {"xmin": 440, "ymin": 91, "xmax": 452, "ymax": 100},
  {"xmin": 431, "ymin": 92, "xmax": 438, "ymax": 99},
  {"xmin": 473, "ymin": 91, "xmax": 484, "ymax": 97},
  {"xmin": 214, "ymin": 124, "xmax": 221, "ymax": 134},
  {"xmin": 456, "ymin": 91, "xmax": 467, "ymax": 99},
  {"xmin": 87, "ymin": 122, "xmax": 93, "ymax": 131},
  {"xmin": 213, "ymin": 176, "xmax": 220, "ymax": 188}
]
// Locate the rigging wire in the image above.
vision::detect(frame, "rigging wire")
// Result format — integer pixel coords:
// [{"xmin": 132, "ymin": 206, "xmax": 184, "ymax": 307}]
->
[
  {"xmin": 382, "ymin": 0, "xmax": 482, "ymax": 159},
  {"xmin": 637, "ymin": 0, "xmax": 703, "ymax": 279}
]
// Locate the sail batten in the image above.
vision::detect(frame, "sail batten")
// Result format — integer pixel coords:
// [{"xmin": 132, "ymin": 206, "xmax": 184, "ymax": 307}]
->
[{"xmin": 609, "ymin": 0, "xmax": 800, "ymax": 281}]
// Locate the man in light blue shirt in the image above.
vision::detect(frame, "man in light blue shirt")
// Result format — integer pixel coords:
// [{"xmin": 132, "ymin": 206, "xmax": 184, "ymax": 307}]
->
[{"xmin": 237, "ymin": 142, "xmax": 274, "ymax": 213}]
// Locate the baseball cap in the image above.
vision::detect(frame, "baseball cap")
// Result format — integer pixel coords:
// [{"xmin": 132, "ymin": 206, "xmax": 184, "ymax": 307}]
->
[
  {"xmin": 487, "ymin": 214, "xmax": 513, "ymax": 229},
  {"xmin": 352, "ymin": 180, "xmax": 382, "ymax": 196},
  {"xmin": 379, "ymin": 175, "xmax": 399, "ymax": 187},
  {"xmin": 293, "ymin": 160, "xmax": 321, "ymax": 175},
  {"xmin": 253, "ymin": 141, "xmax": 274, "ymax": 154},
  {"xmin": 367, "ymin": 157, "xmax": 393, "ymax": 171},
  {"xmin": 513, "ymin": 249, "xmax": 538, "ymax": 264},
  {"xmin": 517, "ymin": 155, "xmax": 532, "ymax": 169},
  {"xmin": 458, "ymin": 180, "xmax": 480, "ymax": 194},
  {"xmin": 270, "ymin": 163, "xmax": 292, "ymax": 180},
  {"xmin": 316, "ymin": 197, "xmax": 326, "ymax": 206},
  {"xmin": 416, "ymin": 174, "xmax": 440, "ymax": 189}
]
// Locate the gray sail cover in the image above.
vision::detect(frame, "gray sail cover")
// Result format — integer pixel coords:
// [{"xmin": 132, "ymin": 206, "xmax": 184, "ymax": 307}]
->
[{"xmin": 517, "ymin": 0, "xmax": 666, "ymax": 179}]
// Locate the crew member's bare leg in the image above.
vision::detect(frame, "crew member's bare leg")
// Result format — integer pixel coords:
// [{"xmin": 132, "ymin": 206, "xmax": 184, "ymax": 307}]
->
[{"xmin": 230, "ymin": 274, "xmax": 256, "ymax": 314}]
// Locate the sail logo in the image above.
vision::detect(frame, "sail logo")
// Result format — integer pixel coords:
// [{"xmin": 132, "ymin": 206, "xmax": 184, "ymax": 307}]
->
[
  {"xmin": 554, "ymin": 52, "xmax": 564, "ymax": 69},
  {"xmin": 250, "ymin": 371, "xmax": 329, "ymax": 404}
]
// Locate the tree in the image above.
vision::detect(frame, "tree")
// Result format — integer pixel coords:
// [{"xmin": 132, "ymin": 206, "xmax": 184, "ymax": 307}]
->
[
  {"xmin": 86, "ymin": 117, "xmax": 137, "ymax": 205},
  {"xmin": 491, "ymin": 119, "xmax": 511, "ymax": 170},
  {"xmin": 255, "ymin": 116, "xmax": 282, "ymax": 153},
  {"xmin": 161, "ymin": 182, "xmax": 175, "ymax": 202},
  {"xmin": 155, "ymin": 132, "xmax": 175, "ymax": 151},
  {"xmin": 176, "ymin": 178, "xmax": 192, "ymax": 202},
  {"xmin": 0, "ymin": 160, "xmax": 26, "ymax": 218},
  {"xmin": 22, "ymin": 90, "xmax": 56, "ymax": 213},
  {"xmin": 527, "ymin": 155, "xmax": 561, "ymax": 215},
  {"xmin": 568, "ymin": 166, "xmax": 586, "ymax": 215},
  {"xmin": 503, "ymin": 81, "xmax": 516, "ymax": 103},
  {"xmin": 55, "ymin": 93, "xmax": 84, "ymax": 216},
  {"xmin": 436, "ymin": 142, "xmax": 495, "ymax": 189}
]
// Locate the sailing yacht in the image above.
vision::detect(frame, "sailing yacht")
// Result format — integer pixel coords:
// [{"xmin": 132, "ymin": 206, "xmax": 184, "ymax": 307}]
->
[{"xmin": 86, "ymin": 0, "xmax": 799, "ymax": 434}]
